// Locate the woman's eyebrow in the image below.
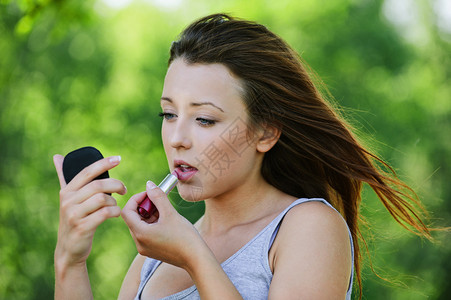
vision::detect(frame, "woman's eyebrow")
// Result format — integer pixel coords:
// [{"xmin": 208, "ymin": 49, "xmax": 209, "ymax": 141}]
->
[
  {"xmin": 191, "ymin": 101, "xmax": 224, "ymax": 112},
  {"xmin": 161, "ymin": 97, "xmax": 225, "ymax": 113}
]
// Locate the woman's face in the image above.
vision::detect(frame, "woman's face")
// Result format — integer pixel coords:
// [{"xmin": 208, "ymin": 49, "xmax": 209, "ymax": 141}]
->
[{"xmin": 160, "ymin": 59, "xmax": 263, "ymax": 201}]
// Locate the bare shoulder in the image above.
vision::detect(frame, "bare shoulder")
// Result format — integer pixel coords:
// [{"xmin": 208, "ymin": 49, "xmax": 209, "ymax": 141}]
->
[
  {"xmin": 268, "ymin": 200, "xmax": 352, "ymax": 299},
  {"xmin": 282, "ymin": 201, "xmax": 350, "ymax": 237}
]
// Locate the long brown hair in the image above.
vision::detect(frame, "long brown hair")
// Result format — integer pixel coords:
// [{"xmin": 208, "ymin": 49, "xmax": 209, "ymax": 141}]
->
[{"xmin": 168, "ymin": 13, "xmax": 431, "ymax": 297}]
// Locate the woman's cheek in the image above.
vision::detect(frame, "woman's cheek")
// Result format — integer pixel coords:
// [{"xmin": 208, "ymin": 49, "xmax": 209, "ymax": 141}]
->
[{"xmin": 193, "ymin": 139, "xmax": 236, "ymax": 181}]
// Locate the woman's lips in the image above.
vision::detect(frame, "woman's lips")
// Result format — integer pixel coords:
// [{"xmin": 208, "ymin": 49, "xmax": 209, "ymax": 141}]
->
[{"xmin": 173, "ymin": 165, "xmax": 198, "ymax": 181}]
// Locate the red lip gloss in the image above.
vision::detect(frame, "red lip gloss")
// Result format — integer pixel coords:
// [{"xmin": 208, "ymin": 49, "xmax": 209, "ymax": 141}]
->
[{"xmin": 137, "ymin": 172, "xmax": 179, "ymax": 218}]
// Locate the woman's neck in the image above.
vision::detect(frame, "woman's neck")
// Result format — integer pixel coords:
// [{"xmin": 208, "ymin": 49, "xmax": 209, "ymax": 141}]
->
[{"xmin": 197, "ymin": 175, "xmax": 295, "ymax": 235}]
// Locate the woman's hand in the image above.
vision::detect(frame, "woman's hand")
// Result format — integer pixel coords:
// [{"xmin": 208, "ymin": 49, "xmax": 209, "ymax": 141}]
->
[
  {"xmin": 121, "ymin": 181, "xmax": 205, "ymax": 270},
  {"xmin": 53, "ymin": 154, "xmax": 127, "ymax": 269},
  {"xmin": 121, "ymin": 181, "xmax": 243, "ymax": 299}
]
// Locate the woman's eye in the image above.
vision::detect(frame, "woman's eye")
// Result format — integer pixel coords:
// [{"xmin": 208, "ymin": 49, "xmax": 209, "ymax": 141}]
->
[
  {"xmin": 196, "ymin": 117, "xmax": 216, "ymax": 126},
  {"xmin": 158, "ymin": 112, "xmax": 176, "ymax": 120}
]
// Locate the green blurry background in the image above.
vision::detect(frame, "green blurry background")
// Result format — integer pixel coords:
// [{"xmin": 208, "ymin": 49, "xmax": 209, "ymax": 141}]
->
[{"xmin": 1, "ymin": 0, "xmax": 450, "ymax": 299}]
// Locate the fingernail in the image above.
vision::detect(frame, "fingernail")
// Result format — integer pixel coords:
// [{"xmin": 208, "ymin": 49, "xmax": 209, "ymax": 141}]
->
[
  {"xmin": 146, "ymin": 181, "xmax": 157, "ymax": 189},
  {"xmin": 109, "ymin": 156, "xmax": 121, "ymax": 165}
]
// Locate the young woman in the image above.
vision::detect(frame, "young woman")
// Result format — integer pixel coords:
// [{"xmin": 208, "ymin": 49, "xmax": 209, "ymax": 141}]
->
[{"xmin": 53, "ymin": 14, "xmax": 431, "ymax": 299}]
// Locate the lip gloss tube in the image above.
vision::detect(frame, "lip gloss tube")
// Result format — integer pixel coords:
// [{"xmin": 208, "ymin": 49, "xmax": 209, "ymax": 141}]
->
[{"xmin": 137, "ymin": 173, "xmax": 178, "ymax": 218}]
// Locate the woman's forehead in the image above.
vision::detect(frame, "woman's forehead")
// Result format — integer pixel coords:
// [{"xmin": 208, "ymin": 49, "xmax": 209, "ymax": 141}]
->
[{"xmin": 162, "ymin": 59, "xmax": 245, "ymax": 108}]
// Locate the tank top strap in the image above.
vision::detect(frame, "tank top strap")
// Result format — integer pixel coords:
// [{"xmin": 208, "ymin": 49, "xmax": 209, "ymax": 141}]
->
[{"xmin": 267, "ymin": 198, "xmax": 333, "ymax": 247}]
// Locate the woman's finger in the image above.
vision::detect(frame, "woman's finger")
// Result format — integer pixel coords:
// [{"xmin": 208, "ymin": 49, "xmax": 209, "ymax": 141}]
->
[
  {"xmin": 53, "ymin": 154, "xmax": 67, "ymax": 189},
  {"xmin": 77, "ymin": 193, "xmax": 118, "ymax": 218},
  {"xmin": 79, "ymin": 205, "xmax": 122, "ymax": 233},
  {"xmin": 121, "ymin": 192, "xmax": 148, "ymax": 230},
  {"xmin": 69, "ymin": 178, "xmax": 127, "ymax": 205},
  {"xmin": 66, "ymin": 156, "xmax": 122, "ymax": 192},
  {"xmin": 145, "ymin": 181, "xmax": 175, "ymax": 218},
  {"xmin": 121, "ymin": 191, "xmax": 160, "ymax": 232}
]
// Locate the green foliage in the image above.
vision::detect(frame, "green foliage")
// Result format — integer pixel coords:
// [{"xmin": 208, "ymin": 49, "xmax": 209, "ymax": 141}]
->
[{"xmin": 1, "ymin": 0, "xmax": 450, "ymax": 299}]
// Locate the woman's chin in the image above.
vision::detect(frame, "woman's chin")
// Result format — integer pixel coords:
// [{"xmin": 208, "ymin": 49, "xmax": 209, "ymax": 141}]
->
[{"xmin": 177, "ymin": 185, "xmax": 206, "ymax": 202}]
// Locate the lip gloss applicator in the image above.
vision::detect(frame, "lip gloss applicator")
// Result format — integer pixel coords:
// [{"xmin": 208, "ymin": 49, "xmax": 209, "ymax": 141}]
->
[{"xmin": 137, "ymin": 171, "xmax": 179, "ymax": 219}]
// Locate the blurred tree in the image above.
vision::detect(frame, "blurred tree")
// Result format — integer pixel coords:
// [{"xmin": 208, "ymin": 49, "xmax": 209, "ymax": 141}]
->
[{"xmin": 0, "ymin": 0, "xmax": 449, "ymax": 299}]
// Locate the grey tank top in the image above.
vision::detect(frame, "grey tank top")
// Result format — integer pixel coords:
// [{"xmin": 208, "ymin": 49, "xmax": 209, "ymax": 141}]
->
[{"xmin": 134, "ymin": 198, "xmax": 354, "ymax": 300}]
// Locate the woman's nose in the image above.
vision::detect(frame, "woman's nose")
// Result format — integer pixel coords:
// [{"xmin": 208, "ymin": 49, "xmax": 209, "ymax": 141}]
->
[{"xmin": 169, "ymin": 119, "xmax": 192, "ymax": 149}]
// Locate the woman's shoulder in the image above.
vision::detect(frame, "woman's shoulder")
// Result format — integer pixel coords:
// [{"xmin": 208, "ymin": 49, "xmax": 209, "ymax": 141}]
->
[
  {"xmin": 267, "ymin": 199, "xmax": 352, "ymax": 298},
  {"xmin": 285, "ymin": 200, "xmax": 349, "ymax": 229},
  {"xmin": 277, "ymin": 199, "xmax": 351, "ymax": 250}
]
